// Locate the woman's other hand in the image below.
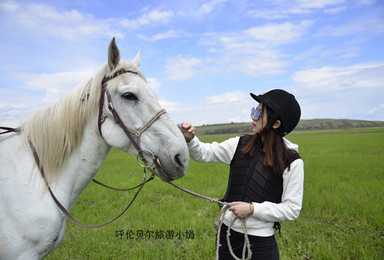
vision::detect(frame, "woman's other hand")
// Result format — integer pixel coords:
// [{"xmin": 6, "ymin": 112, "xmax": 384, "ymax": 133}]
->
[{"xmin": 228, "ymin": 201, "xmax": 254, "ymax": 219}]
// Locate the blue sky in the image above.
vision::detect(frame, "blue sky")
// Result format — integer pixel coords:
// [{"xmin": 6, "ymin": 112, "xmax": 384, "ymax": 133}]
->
[{"xmin": 0, "ymin": 0, "xmax": 383, "ymax": 126}]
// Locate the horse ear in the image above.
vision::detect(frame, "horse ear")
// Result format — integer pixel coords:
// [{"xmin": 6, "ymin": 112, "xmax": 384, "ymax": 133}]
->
[
  {"xmin": 108, "ymin": 37, "xmax": 120, "ymax": 71},
  {"xmin": 132, "ymin": 49, "xmax": 141, "ymax": 68}
]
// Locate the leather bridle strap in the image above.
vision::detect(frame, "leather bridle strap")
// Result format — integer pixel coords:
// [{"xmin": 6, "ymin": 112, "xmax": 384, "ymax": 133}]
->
[
  {"xmin": 0, "ymin": 127, "xmax": 20, "ymax": 135},
  {"xmin": 104, "ymin": 87, "xmax": 166, "ymax": 153},
  {"xmin": 97, "ymin": 70, "xmax": 166, "ymax": 156},
  {"xmin": 92, "ymin": 177, "xmax": 153, "ymax": 191},
  {"xmin": 103, "ymin": 69, "xmax": 138, "ymax": 84},
  {"xmin": 28, "ymin": 138, "xmax": 155, "ymax": 228},
  {"xmin": 97, "ymin": 69, "xmax": 138, "ymax": 139}
]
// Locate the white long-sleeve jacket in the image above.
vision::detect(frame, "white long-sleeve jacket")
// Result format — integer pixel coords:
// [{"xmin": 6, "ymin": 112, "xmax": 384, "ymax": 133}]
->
[{"xmin": 187, "ymin": 136, "xmax": 304, "ymax": 237}]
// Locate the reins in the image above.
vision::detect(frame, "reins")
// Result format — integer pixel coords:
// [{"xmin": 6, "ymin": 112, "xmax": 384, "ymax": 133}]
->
[
  {"xmin": 0, "ymin": 126, "xmax": 20, "ymax": 134},
  {"xmin": 28, "ymin": 139, "xmax": 156, "ymax": 228}
]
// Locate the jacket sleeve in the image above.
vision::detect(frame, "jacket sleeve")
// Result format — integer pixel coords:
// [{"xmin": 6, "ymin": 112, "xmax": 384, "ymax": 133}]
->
[
  {"xmin": 187, "ymin": 136, "xmax": 240, "ymax": 165},
  {"xmin": 251, "ymin": 158, "xmax": 304, "ymax": 222}
]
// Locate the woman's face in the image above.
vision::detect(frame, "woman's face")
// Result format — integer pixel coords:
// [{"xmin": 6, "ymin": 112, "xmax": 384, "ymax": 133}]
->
[{"xmin": 251, "ymin": 103, "xmax": 268, "ymax": 134}]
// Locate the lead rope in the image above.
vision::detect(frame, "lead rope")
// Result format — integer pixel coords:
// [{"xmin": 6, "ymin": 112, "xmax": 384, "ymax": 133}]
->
[
  {"xmin": 225, "ymin": 214, "xmax": 252, "ymax": 260},
  {"xmin": 168, "ymin": 182, "xmax": 252, "ymax": 260}
]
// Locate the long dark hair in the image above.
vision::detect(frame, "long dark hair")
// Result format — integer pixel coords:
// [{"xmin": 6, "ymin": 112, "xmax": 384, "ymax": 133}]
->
[{"xmin": 242, "ymin": 104, "xmax": 294, "ymax": 175}]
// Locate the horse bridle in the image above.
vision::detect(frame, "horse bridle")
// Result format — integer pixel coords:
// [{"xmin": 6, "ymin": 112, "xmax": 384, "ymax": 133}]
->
[
  {"xmin": 0, "ymin": 69, "xmax": 166, "ymax": 228},
  {"xmin": 98, "ymin": 69, "xmax": 167, "ymax": 166}
]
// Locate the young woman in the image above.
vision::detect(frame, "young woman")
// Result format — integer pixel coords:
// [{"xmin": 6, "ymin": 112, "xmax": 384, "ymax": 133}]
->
[{"xmin": 181, "ymin": 89, "xmax": 304, "ymax": 260}]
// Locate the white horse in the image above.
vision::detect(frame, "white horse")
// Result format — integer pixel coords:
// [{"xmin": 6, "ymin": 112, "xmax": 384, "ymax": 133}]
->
[{"xmin": 0, "ymin": 38, "xmax": 189, "ymax": 259}]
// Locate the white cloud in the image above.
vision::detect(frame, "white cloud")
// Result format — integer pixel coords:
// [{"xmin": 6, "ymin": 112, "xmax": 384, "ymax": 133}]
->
[
  {"xmin": 356, "ymin": 0, "xmax": 376, "ymax": 5},
  {"xmin": 137, "ymin": 30, "xmax": 184, "ymax": 41},
  {"xmin": 147, "ymin": 77, "xmax": 162, "ymax": 91},
  {"xmin": 197, "ymin": 20, "xmax": 312, "ymax": 77},
  {"xmin": 165, "ymin": 55, "xmax": 202, "ymax": 81},
  {"xmin": 0, "ymin": 103, "xmax": 26, "ymax": 122},
  {"xmin": 245, "ymin": 21, "xmax": 313, "ymax": 46},
  {"xmin": 158, "ymin": 99, "xmax": 181, "ymax": 112},
  {"xmin": 120, "ymin": 9, "xmax": 174, "ymax": 29},
  {"xmin": 368, "ymin": 104, "xmax": 384, "ymax": 117},
  {"xmin": 205, "ymin": 91, "xmax": 248, "ymax": 104},
  {"xmin": 292, "ymin": 62, "xmax": 384, "ymax": 92},
  {"xmin": 295, "ymin": 0, "xmax": 346, "ymax": 9},
  {"xmin": 0, "ymin": 94, "xmax": 44, "ymax": 122},
  {"xmin": 248, "ymin": 0, "xmax": 346, "ymax": 19},
  {"xmin": 324, "ymin": 5, "xmax": 347, "ymax": 14},
  {"xmin": 200, "ymin": 20, "xmax": 312, "ymax": 51},
  {"xmin": 197, "ymin": 0, "xmax": 228, "ymax": 15},
  {"xmin": 240, "ymin": 53, "xmax": 288, "ymax": 77},
  {"xmin": 1, "ymin": 3, "xmax": 173, "ymax": 40},
  {"xmin": 0, "ymin": 103, "xmax": 25, "ymax": 110},
  {"xmin": 23, "ymin": 69, "xmax": 96, "ymax": 103},
  {"xmin": 1, "ymin": 2, "xmax": 122, "ymax": 39},
  {"xmin": 316, "ymin": 18, "xmax": 384, "ymax": 37},
  {"xmin": 0, "ymin": 0, "xmax": 19, "ymax": 11}
]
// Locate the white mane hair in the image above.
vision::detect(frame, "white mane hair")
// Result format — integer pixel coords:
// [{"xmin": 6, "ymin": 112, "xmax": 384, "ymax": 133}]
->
[{"xmin": 21, "ymin": 60, "xmax": 146, "ymax": 184}]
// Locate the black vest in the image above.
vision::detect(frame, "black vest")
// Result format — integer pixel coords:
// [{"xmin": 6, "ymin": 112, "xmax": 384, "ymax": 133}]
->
[{"xmin": 223, "ymin": 135, "xmax": 300, "ymax": 204}]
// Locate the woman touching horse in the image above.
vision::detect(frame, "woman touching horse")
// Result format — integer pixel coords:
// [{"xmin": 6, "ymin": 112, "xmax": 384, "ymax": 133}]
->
[{"xmin": 181, "ymin": 89, "xmax": 304, "ymax": 260}]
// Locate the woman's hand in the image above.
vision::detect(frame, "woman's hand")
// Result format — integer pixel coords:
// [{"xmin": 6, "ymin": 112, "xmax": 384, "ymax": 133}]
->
[
  {"xmin": 228, "ymin": 202, "xmax": 254, "ymax": 219},
  {"xmin": 180, "ymin": 122, "xmax": 195, "ymax": 143}
]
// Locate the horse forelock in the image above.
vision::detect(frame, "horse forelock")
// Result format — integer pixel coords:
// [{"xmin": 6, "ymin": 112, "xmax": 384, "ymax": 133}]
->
[{"xmin": 21, "ymin": 59, "xmax": 145, "ymax": 184}]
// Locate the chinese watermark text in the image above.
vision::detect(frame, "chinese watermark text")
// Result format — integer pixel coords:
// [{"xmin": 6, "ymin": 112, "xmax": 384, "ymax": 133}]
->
[{"xmin": 115, "ymin": 229, "xmax": 195, "ymax": 240}]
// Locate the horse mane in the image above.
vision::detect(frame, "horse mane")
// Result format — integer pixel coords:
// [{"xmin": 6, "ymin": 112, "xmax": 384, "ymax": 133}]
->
[{"xmin": 21, "ymin": 60, "xmax": 145, "ymax": 184}]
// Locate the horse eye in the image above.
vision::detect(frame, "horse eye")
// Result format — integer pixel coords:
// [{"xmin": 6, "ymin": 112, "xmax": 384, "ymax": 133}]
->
[{"xmin": 122, "ymin": 92, "xmax": 138, "ymax": 101}]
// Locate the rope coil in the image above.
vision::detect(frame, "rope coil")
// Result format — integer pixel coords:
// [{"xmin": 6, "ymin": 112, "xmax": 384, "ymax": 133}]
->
[{"xmin": 168, "ymin": 182, "xmax": 252, "ymax": 260}]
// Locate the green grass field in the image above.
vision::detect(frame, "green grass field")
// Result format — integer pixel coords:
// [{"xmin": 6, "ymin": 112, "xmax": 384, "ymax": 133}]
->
[{"xmin": 47, "ymin": 128, "xmax": 384, "ymax": 260}]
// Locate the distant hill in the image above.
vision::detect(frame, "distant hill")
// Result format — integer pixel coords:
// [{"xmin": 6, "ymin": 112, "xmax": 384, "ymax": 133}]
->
[{"xmin": 195, "ymin": 119, "xmax": 384, "ymax": 135}]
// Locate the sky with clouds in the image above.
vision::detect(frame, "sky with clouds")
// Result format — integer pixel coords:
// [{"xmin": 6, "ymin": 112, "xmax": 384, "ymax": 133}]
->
[{"xmin": 0, "ymin": 0, "xmax": 383, "ymax": 126}]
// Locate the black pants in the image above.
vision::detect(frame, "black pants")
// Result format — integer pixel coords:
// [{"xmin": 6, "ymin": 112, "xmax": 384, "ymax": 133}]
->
[{"xmin": 217, "ymin": 224, "xmax": 279, "ymax": 260}]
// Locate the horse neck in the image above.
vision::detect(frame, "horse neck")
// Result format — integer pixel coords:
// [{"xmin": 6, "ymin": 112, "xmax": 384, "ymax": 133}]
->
[{"xmin": 53, "ymin": 120, "xmax": 111, "ymax": 209}]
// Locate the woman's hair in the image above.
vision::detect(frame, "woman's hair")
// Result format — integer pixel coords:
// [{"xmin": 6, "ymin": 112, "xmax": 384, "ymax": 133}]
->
[{"xmin": 242, "ymin": 104, "xmax": 294, "ymax": 175}]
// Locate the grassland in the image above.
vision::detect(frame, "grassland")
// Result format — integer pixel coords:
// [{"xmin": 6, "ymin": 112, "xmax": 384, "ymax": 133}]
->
[
  {"xmin": 47, "ymin": 128, "xmax": 384, "ymax": 260},
  {"xmin": 194, "ymin": 119, "xmax": 384, "ymax": 135}
]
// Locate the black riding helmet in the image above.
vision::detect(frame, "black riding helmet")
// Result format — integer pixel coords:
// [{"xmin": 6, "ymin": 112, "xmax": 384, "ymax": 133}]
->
[{"xmin": 250, "ymin": 89, "xmax": 301, "ymax": 136}]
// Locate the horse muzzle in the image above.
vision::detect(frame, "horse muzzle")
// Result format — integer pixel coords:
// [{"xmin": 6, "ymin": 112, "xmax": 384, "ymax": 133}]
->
[{"xmin": 153, "ymin": 153, "xmax": 188, "ymax": 182}]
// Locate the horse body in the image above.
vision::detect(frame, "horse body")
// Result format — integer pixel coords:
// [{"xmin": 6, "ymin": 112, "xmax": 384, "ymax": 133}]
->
[
  {"xmin": 0, "ymin": 39, "xmax": 189, "ymax": 259},
  {"xmin": 1, "ymin": 130, "xmax": 67, "ymax": 259},
  {"xmin": 0, "ymin": 119, "xmax": 110, "ymax": 259}
]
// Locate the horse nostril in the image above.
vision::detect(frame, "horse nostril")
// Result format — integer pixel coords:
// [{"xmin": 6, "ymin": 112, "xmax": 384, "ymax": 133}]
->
[{"xmin": 174, "ymin": 154, "xmax": 183, "ymax": 168}]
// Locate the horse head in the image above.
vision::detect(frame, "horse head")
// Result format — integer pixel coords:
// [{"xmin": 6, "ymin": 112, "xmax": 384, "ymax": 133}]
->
[{"xmin": 98, "ymin": 38, "xmax": 188, "ymax": 181}]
